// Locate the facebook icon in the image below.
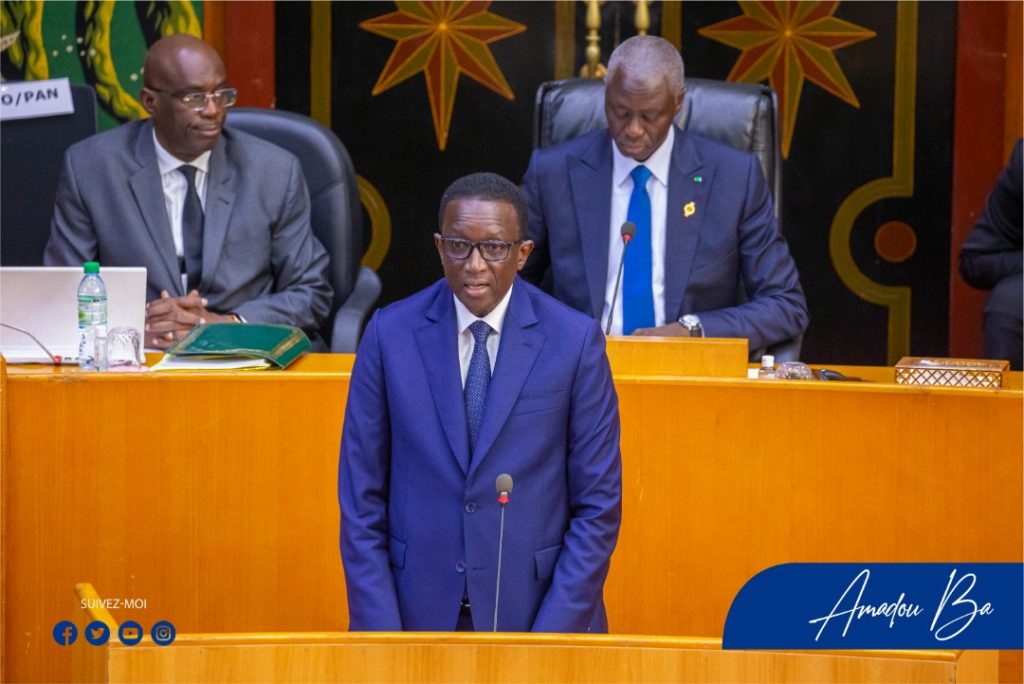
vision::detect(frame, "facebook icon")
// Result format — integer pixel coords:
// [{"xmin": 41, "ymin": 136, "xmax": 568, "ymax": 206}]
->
[{"xmin": 52, "ymin": 620, "xmax": 78, "ymax": 646}]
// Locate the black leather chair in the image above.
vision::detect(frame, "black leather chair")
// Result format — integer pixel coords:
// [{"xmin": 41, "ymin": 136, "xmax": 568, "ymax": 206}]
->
[
  {"xmin": 533, "ymin": 77, "xmax": 801, "ymax": 360},
  {"xmin": 1, "ymin": 84, "xmax": 97, "ymax": 265},
  {"xmin": 228, "ymin": 108, "xmax": 381, "ymax": 353}
]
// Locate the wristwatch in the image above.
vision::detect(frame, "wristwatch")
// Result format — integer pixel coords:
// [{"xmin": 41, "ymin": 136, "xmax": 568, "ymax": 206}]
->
[{"xmin": 679, "ymin": 314, "xmax": 703, "ymax": 337}]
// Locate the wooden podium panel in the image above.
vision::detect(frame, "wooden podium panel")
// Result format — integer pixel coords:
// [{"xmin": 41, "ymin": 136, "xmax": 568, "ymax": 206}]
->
[
  {"xmin": 3, "ymin": 356, "xmax": 353, "ymax": 683},
  {"xmin": 3, "ymin": 351, "xmax": 1021, "ymax": 682},
  {"xmin": 74, "ymin": 632, "xmax": 996, "ymax": 684},
  {"xmin": 604, "ymin": 336, "xmax": 749, "ymax": 377},
  {"xmin": 607, "ymin": 376, "xmax": 1023, "ymax": 637}
]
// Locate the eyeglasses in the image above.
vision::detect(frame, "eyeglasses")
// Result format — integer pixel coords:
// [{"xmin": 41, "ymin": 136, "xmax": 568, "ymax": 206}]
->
[
  {"xmin": 437, "ymin": 236, "xmax": 523, "ymax": 261},
  {"xmin": 146, "ymin": 86, "xmax": 238, "ymax": 111}
]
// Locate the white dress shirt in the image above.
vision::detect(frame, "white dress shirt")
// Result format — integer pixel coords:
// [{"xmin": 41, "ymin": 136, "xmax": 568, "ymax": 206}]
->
[
  {"xmin": 601, "ymin": 126, "xmax": 675, "ymax": 335},
  {"xmin": 153, "ymin": 131, "xmax": 211, "ymax": 290},
  {"xmin": 453, "ymin": 281, "xmax": 514, "ymax": 388}
]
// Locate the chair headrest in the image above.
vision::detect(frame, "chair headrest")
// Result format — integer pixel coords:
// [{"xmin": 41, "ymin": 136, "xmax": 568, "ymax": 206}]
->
[
  {"xmin": 533, "ymin": 77, "xmax": 780, "ymax": 204},
  {"xmin": 227, "ymin": 108, "xmax": 352, "ymax": 197},
  {"xmin": 535, "ymin": 77, "xmax": 773, "ymax": 149}
]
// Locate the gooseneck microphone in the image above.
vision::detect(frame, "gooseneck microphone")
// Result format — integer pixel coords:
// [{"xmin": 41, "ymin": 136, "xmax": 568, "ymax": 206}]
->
[
  {"xmin": 605, "ymin": 222, "xmax": 636, "ymax": 335},
  {"xmin": 493, "ymin": 473, "xmax": 513, "ymax": 631}
]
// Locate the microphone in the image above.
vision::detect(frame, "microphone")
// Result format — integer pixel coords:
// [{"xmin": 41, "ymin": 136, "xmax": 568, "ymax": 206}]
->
[
  {"xmin": 493, "ymin": 473, "xmax": 513, "ymax": 631},
  {"xmin": 605, "ymin": 222, "xmax": 636, "ymax": 335}
]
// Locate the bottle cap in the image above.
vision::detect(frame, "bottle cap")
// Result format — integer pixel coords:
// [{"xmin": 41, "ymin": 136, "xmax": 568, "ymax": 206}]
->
[
  {"xmin": 746, "ymin": 368, "xmax": 760, "ymax": 379},
  {"xmin": 761, "ymin": 354, "xmax": 775, "ymax": 367},
  {"xmin": 83, "ymin": 261, "xmax": 100, "ymax": 274}
]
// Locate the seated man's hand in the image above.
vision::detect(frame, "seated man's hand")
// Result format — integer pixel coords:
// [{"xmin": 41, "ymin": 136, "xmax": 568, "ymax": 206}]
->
[
  {"xmin": 145, "ymin": 290, "xmax": 237, "ymax": 349},
  {"xmin": 631, "ymin": 323, "xmax": 691, "ymax": 337}
]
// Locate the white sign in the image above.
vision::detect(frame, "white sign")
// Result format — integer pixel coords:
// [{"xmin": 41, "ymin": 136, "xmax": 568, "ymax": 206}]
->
[{"xmin": 0, "ymin": 77, "xmax": 74, "ymax": 121}]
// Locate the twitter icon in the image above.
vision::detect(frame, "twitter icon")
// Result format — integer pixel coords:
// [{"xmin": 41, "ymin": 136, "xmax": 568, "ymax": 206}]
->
[{"xmin": 85, "ymin": 620, "xmax": 110, "ymax": 646}]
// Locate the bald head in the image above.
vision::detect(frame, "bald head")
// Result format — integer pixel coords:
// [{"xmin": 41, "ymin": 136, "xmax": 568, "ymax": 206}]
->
[
  {"xmin": 143, "ymin": 34, "xmax": 225, "ymax": 93},
  {"xmin": 140, "ymin": 34, "xmax": 229, "ymax": 162}
]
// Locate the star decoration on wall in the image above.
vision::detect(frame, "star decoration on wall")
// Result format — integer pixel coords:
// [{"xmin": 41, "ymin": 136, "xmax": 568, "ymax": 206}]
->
[
  {"xmin": 360, "ymin": 1, "xmax": 526, "ymax": 151},
  {"xmin": 699, "ymin": 1, "xmax": 875, "ymax": 157}
]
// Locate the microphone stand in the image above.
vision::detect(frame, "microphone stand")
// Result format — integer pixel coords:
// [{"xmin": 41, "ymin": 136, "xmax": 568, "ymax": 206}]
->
[
  {"xmin": 493, "ymin": 488, "xmax": 509, "ymax": 632},
  {"xmin": 605, "ymin": 234, "xmax": 632, "ymax": 336}
]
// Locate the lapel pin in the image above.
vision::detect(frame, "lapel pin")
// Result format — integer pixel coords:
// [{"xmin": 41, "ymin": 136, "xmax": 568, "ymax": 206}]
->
[
  {"xmin": 693, "ymin": 175, "xmax": 702, "ymax": 183},
  {"xmin": 683, "ymin": 201, "xmax": 696, "ymax": 218}
]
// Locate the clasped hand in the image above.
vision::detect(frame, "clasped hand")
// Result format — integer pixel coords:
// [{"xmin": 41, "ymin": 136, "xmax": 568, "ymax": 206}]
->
[{"xmin": 145, "ymin": 290, "xmax": 234, "ymax": 349}]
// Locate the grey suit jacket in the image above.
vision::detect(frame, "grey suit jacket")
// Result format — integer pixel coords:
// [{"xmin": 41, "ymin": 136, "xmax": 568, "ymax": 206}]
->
[{"xmin": 44, "ymin": 119, "xmax": 332, "ymax": 338}]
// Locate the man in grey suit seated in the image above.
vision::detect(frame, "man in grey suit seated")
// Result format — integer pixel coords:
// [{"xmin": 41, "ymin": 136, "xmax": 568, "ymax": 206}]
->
[{"xmin": 44, "ymin": 34, "xmax": 332, "ymax": 349}]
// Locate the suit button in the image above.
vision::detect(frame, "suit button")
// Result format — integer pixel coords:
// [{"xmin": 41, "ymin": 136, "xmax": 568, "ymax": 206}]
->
[
  {"xmin": 464, "ymin": 502, "xmax": 477, "ymax": 513},
  {"xmin": 455, "ymin": 561, "xmax": 466, "ymax": 573}
]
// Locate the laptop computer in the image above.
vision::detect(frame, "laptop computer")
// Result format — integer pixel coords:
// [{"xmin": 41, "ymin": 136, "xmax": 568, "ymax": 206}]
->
[{"xmin": 1, "ymin": 266, "xmax": 147, "ymax": 364}]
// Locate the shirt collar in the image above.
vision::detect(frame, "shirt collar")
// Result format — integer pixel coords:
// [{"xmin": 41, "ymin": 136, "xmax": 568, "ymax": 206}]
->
[
  {"xmin": 153, "ymin": 129, "xmax": 211, "ymax": 176},
  {"xmin": 453, "ymin": 280, "xmax": 515, "ymax": 337},
  {"xmin": 612, "ymin": 125, "xmax": 675, "ymax": 189}
]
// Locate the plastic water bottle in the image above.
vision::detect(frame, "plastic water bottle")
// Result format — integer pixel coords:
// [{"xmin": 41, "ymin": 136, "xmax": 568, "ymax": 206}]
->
[
  {"xmin": 77, "ymin": 261, "xmax": 107, "ymax": 370},
  {"xmin": 757, "ymin": 354, "xmax": 777, "ymax": 380}
]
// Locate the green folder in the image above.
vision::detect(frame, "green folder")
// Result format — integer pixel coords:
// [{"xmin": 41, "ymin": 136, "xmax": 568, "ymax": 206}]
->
[{"xmin": 158, "ymin": 323, "xmax": 310, "ymax": 370}]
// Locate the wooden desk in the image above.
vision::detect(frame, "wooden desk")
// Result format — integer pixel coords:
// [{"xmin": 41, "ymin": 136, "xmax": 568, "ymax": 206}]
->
[
  {"xmin": 77, "ymin": 633, "xmax": 999, "ymax": 684},
  {"xmin": 2, "ymin": 354, "xmax": 1021, "ymax": 682}
]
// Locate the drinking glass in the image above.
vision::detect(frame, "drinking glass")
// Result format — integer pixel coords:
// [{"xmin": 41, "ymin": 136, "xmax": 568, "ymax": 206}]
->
[{"xmin": 106, "ymin": 326, "xmax": 146, "ymax": 371}]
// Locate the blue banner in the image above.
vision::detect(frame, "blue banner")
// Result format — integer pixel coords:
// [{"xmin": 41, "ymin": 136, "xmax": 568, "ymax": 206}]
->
[{"xmin": 723, "ymin": 563, "xmax": 1023, "ymax": 649}]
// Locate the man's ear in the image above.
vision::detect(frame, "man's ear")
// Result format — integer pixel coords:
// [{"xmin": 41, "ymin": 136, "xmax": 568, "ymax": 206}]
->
[
  {"xmin": 139, "ymin": 88, "xmax": 157, "ymax": 115},
  {"xmin": 516, "ymin": 240, "xmax": 535, "ymax": 270}
]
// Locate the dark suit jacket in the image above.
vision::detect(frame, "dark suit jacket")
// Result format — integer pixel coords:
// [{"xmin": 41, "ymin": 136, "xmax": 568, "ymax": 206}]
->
[
  {"xmin": 521, "ymin": 127, "xmax": 808, "ymax": 353},
  {"xmin": 959, "ymin": 139, "xmax": 1023, "ymax": 305},
  {"xmin": 339, "ymin": 278, "xmax": 622, "ymax": 632},
  {"xmin": 959, "ymin": 139, "xmax": 1023, "ymax": 368},
  {"xmin": 43, "ymin": 119, "xmax": 332, "ymax": 338}
]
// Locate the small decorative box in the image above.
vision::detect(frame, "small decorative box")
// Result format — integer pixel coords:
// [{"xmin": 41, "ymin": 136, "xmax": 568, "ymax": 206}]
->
[{"xmin": 894, "ymin": 357, "xmax": 1009, "ymax": 388}]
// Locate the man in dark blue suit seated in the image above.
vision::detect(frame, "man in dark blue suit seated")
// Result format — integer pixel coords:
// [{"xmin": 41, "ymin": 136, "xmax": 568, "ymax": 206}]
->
[
  {"xmin": 959, "ymin": 138, "xmax": 1022, "ymax": 370},
  {"xmin": 339, "ymin": 173, "xmax": 622, "ymax": 632},
  {"xmin": 522, "ymin": 35, "xmax": 807, "ymax": 355}
]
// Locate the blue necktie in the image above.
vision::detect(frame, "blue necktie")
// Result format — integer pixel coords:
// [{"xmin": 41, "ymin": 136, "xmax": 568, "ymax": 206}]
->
[
  {"xmin": 622, "ymin": 165, "xmax": 654, "ymax": 334},
  {"xmin": 465, "ymin": 320, "xmax": 493, "ymax": 451},
  {"xmin": 178, "ymin": 165, "xmax": 204, "ymax": 292}
]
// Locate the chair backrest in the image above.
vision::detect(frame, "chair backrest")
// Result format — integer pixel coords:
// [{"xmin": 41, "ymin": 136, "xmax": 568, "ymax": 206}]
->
[
  {"xmin": 1, "ymin": 84, "xmax": 98, "ymax": 265},
  {"xmin": 227, "ymin": 108, "xmax": 363, "ymax": 344},
  {"xmin": 533, "ymin": 77, "xmax": 781, "ymax": 219}
]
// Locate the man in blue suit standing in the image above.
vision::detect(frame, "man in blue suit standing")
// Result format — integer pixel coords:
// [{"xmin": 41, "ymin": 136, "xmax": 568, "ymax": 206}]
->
[
  {"xmin": 522, "ymin": 35, "xmax": 807, "ymax": 355},
  {"xmin": 339, "ymin": 173, "xmax": 622, "ymax": 632}
]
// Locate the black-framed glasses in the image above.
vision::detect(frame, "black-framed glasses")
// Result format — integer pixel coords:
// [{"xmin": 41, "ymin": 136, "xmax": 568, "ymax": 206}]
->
[
  {"xmin": 437, "ymin": 236, "xmax": 523, "ymax": 261},
  {"xmin": 146, "ymin": 86, "xmax": 238, "ymax": 111}
]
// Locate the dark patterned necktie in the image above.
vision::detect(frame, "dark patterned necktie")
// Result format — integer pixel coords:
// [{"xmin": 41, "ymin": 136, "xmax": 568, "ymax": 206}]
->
[
  {"xmin": 177, "ymin": 165, "xmax": 204, "ymax": 291},
  {"xmin": 465, "ymin": 320, "xmax": 494, "ymax": 451}
]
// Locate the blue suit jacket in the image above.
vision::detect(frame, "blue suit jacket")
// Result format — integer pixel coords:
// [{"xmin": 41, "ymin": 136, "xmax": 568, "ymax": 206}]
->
[
  {"xmin": 339, "ymin": 278, "xmax": 622, "ymax": 632},
  {"xmin": 521, "ymin": 127, "xmax": 808, "ymax": 352}
]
